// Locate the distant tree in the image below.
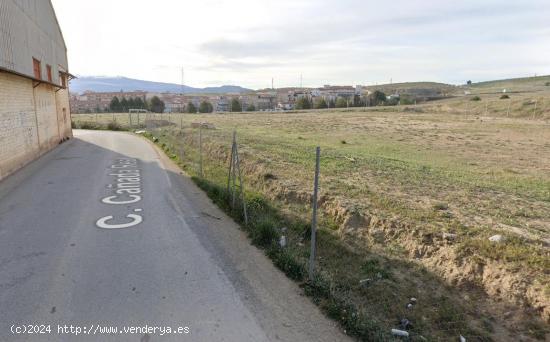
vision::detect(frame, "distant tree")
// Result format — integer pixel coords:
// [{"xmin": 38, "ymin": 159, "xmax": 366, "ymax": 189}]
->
[
  {"xmin": 127, "ymin": 97, "xmax": 136, "ymax": 109},
  {"xmin": 134, "ymin": 97, "xmax": 145, "ymax": 109},
  {"xmin": 295, "ymin": 97, "xmax": 311, "ymax": 110},
  {"xmin": 314, "ymin": 98, "xmax": 328, "ymax": 109},
  {"xmin": 467, "ymin": 80, "xmax": 472, "ymax": 85},
  {"xmin": 149, "ymin": 96, "xmax": 165, "ymax": 113},
  {"xmin": 230, "ymin": 98, "xmax": 242, "ymax": 112},
  {"xmin": 385, "ymin": 97, "xmax": 399, "ymax": 106},
  {"xmin": 120, "ymin": 97, "xmax": 129, "ymax": 112},
  {"xmin": 335, "ymin": 97, "xmax": 348, "ymax": 108},
  {"xmin": 328, "ymin": 99, "xmax": 336, "ymax": 108},
  {"xmin": 399, "ymin": 96, "xmax": 415, "ymax": 105},
  {"xmin": 367, "ymin": 91, "xmax": 386, "ymax": 106},
  {"xmin": 187, "ymin": 102, "xmax": 197, "ymax": 113},
  {"xmin": 109, "ymin": 96, "xmax": 121, "ymax": 112},
  {"xmin": 94, "ymin": 105, "xmax": 102, "ymax": 113},
  {"xmin": 199, "ymin": 101, "xmax": 213, "ymax": 113},
  {"xmin": 246, "ymin": 104, "xmax": 256, "ymax": 111},
  {"xmin": 353, "ymin": 95, "xmax": 363, "ymax": 107}
]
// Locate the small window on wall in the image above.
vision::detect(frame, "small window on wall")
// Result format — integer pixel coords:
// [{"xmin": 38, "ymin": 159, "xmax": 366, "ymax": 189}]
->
[
  {"xmin": 46, "ymin": 65, "xmax": 52, "ymax": 82},
  {"xmin": 33, "ymin": 58, "xmax": 41, "ymax": 79}
]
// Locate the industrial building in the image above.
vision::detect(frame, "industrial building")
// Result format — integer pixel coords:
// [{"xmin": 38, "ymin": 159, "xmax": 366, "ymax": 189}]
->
[{"xmin": 0, "ymin": 0, "xmax": 73, "ymax": 181}]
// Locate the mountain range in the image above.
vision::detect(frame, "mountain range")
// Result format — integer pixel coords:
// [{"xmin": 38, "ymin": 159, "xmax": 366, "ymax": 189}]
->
[{"xmin": 69, "ymin": 76, "xmax": 253, "ymax": 94}]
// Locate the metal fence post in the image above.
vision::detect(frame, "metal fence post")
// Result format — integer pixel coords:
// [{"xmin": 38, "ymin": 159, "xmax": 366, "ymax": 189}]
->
[
  {"xmin": 309, "ymin": 146, "xmax": 321, "ymax": 278},
  {"xmin": 199, "ymin": 124, "xmax": 203, "ymax": 177}
]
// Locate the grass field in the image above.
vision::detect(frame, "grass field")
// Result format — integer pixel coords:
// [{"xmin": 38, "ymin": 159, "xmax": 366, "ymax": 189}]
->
[{"xmin": 72, "ymin": 84, "xmax": 550, "ymax": 340}]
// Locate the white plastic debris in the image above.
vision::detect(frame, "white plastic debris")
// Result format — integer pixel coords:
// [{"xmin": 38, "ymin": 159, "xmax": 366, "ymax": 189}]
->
[
  {"xmin": 410, "ymin": 297, "xmax": 417, "ymax": 303},
  {"xmin": 460, "ymin": 335, "xmax": 466, "ymax": 342},
  {"xmin": 359, "ymin": 278, "xmax": 371, "ymax": 286},
  {"xmin": 442, "ymin": 232, "xmax": 457, "ymax": 240},
  {"xmin": 391, "ymin": 329, "xmax": 409, "ymax": 337},
  {"xmin": 488, "ymin": 234, "xmax": 505, "ymax": 243},
  {"xmin": 279, "ymin": 235, "xmax": 286, "ymax": 248},
  {"xmin": 407, "ymin": 303, "xmax": 413, "ymax": 309},
  {"xmin": 134, "ymin": 130, "xmax": 146, "ymax": 134}
]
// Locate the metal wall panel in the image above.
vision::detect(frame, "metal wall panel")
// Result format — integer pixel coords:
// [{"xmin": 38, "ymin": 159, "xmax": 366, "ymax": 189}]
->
[{"xmin": 0, "ymin": 0, "xmax": 68, "ymax": 84}]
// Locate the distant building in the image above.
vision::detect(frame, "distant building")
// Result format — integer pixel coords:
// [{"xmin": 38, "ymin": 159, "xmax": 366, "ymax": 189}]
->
[
  {"xmin": 318, "ymin": 85, "xmax": 356, "ymax": 102},
  {"xmin": 0, "ymin": 0, "xmax": 73, "ymax": 180},
  {"xmin": 70, "ymin": 91, "xmax": 147, "ymax": 113}
]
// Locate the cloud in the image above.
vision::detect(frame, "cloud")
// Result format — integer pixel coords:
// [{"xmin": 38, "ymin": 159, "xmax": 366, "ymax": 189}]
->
[{"xmin": 52, "ymin": 0, "xmax": 550, "ymax": 88}]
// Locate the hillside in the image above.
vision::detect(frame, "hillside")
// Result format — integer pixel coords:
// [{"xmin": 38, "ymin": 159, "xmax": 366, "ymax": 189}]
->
[
  {"xmin": 365, "ymin": 81, "xmax": 457, "ymax": 98},
  {"xmin": 69, "ymin": 76, "xmax": 253, "ymax": 94},
  {"xmin": 466, "ymin": 75, "xmax": 550, "ymax": 94}
]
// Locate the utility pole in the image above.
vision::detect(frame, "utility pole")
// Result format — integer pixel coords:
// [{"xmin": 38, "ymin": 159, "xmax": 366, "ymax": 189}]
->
[{"xmin": 181, "ymin": 67, "xmax": 189, "ymax": 95}]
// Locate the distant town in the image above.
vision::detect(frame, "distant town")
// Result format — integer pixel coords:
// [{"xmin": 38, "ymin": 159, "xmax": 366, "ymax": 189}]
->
[{"xmin": 69, "ymin": 83, "xmax": 450, "ymax": 114}]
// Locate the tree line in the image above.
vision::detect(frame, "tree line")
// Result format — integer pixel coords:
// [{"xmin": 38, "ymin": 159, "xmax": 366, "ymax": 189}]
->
[
  {"xmin": 105, "ymin": 96, "xmax": 166, "ymax": 113},
  {"xmin": 82, "ymin": 91, "xmax": 396, "ymax": 114},
  {"xmin": 294, "ymin": 91, "xmax": 392, "ymax": 110}
]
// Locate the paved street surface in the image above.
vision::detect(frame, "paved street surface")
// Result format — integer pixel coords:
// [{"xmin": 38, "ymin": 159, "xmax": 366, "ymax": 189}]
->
[{"xmin": 0, "ymin": 130, "xmax": 349, "ymax": 341}]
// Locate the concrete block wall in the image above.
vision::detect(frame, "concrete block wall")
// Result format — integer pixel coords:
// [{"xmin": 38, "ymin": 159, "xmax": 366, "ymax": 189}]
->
[{"xmin": 0, "ymin": 72, "xmax": 72, "ymax": 180}]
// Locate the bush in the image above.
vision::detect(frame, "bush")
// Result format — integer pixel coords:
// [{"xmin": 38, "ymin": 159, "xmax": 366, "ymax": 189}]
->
[
  {"xmin": 500, "ymin": 94, "xmax": 510, "ymax": 99},
  {"xmin": 335, "ymin": 97, "xmax": 348, "ymax": 108},
  {"xmin": 471, "ymin": 96, "xmax": 481, "ymax": 101},
  {"xmin": 545, "ymin": 82, "xmax": 550, "ymax": 86},
  {"xmin": 187, "ymin": 102, "xmax": 197, "ymax": 113},
  {"xmin": 367, "ymin": 90, "xmax": 386, "ymax": 106},
  {"xmin": 107, "ymin": 121, "xmax": 123, "ymax": 131},
  {"xmin": 249, "ymin": 218, "xmax": 279, "ymax": 247},
  {"xmin": 199, "ymin": 101, "xmax": 213, "ymax": 113},
  {"xmin": 267, "ymin": 248, "xmax": 305, "ymax": 281},
  {"xmin": 314, "ymin": 98, "xmax": 328, "ymax": 109},
  {"xmin": 295, "ymin": 97, "xmax": 312, "ymax": 110},
  {"xmin": 80, "ymin": 121, "xmax": 101, "ymax": 130}
]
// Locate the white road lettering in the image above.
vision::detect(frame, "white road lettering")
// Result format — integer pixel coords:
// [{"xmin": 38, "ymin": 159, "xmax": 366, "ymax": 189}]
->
[
  {"xmin": 96, "ymin": 158, "xmax": 144, "ymax": 229},
  {"xmin": 96, "ymin": 214, "xmax": 143, "ymax": 229}
]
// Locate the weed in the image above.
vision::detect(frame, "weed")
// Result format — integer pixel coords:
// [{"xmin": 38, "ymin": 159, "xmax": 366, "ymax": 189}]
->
[
  {"xmin": 267, "ymin": 248, "xmax": 305, "ymax": 281},
  {"xmin": 79, "ymin": 121, "xmax": 101, "ymax": 130},
  {"xmin": 360, "ymin": 259, "xmax": 391, "ymax": 280},
  {"xmin": 433, "ymin": 202, "xmax": 449, "ymax": 211},
  {"xmin": 249, "ymin": 217, "xmax": 279, "ymax": 247},
  {"xmin": 471, "ymin": 96, "xmax": 481, "ymax": 101},
  {"xmin": 107, "ymin": 121, "xmax": 123, "ymax": 131}
]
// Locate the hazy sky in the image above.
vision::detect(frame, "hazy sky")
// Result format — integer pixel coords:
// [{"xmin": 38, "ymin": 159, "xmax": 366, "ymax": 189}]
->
[{"xmin": 51, "ymin": 0, "xmax": 550, "ymax": 89}]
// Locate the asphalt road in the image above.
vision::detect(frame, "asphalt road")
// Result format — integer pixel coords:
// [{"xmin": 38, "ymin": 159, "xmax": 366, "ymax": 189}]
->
[{"xmin": 0, "ymin": 130, "xmax": 350, "ymax": 342}]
